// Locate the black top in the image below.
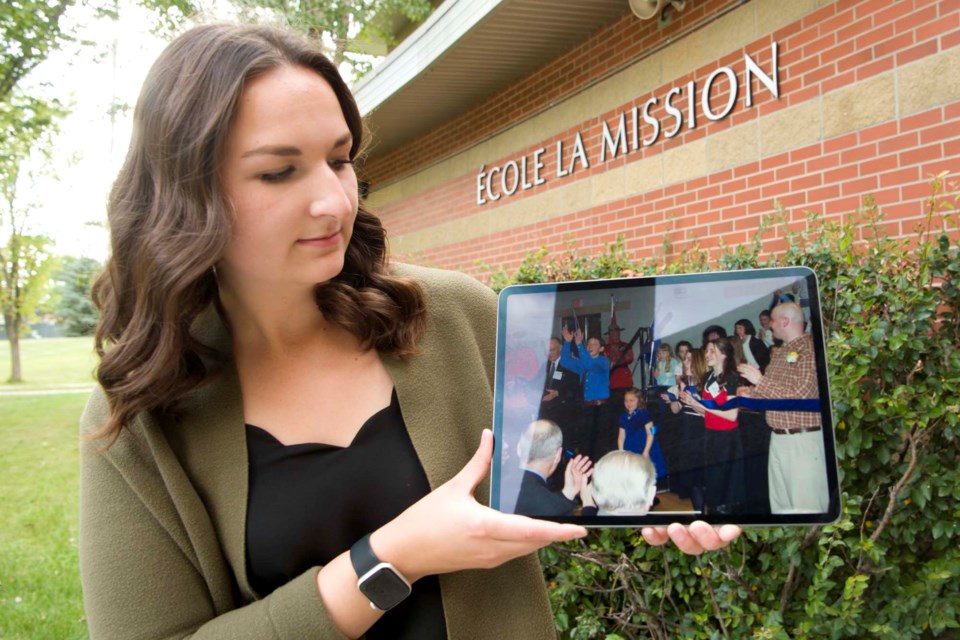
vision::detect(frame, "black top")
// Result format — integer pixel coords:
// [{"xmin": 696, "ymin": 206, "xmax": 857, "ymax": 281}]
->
[
  {"xmin": 514, "ymin": 469, "xmax": 575, "ymax": 517},
  {"xmin": 245, "ymin": 390, "xmax": 446, "ymax": 639}
]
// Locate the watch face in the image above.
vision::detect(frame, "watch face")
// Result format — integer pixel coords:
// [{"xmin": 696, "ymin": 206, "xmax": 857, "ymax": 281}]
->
[{"xmin": 358, "ymin": 565, "xmax": 412, "ymax": 611}]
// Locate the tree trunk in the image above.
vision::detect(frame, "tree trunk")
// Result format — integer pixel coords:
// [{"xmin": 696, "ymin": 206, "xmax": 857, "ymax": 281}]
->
[{"xmin": 5, "ymin": 312, "xmax": 21, "ymax": 382}]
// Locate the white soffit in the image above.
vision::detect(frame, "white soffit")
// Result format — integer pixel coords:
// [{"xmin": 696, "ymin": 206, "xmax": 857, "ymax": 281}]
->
[{"xmin": 353, "ymin": 0, "xmax": 631, "ymax": 162}]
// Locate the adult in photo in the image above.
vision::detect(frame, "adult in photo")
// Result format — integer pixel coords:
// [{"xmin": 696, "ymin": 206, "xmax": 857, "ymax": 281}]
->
[{"xmin": 737, "ymin": 302, "xmax": 829, "ymax": 514}]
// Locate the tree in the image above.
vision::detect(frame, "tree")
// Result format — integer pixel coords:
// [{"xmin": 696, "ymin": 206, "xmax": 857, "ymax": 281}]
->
[
  {"xmin": 232, "ymin": 0, "xmax": 435, "ymax": 77},
  {"xmin": 0, "ymin": 0, "xmax": 74, "ymax": 106},
  {"xmin": 52, "ymin": 255, "xmax": 102, "ymax": 336},
  {"xmin": 0, "ymin": 88, "xmax": 65, "ymax": 381}
]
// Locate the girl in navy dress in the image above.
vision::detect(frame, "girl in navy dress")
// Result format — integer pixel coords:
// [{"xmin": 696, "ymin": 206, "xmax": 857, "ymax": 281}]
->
[{"xmin": 618, "ymin": 387, "xmax": 669, "ymax": 482}]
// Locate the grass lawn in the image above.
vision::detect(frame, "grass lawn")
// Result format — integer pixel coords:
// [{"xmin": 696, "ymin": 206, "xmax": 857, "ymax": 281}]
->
[
  {"xmin": 0, "ymin": 393, "xmax": 89, "ymax": 639},
  {"xmin": 0, "ymin": 337, "xmax": 97, "ymax": 387}
]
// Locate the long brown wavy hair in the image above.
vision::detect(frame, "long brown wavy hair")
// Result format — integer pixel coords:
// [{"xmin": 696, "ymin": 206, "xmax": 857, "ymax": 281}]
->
[{"xmin": 91, "ymin": 23, "xmax": 425, "ymax": 444}]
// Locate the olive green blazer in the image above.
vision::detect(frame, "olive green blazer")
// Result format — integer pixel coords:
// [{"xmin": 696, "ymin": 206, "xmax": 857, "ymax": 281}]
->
[{"xmin": 80, "ymin": 264, "xmax": 556, "ymax": 639}]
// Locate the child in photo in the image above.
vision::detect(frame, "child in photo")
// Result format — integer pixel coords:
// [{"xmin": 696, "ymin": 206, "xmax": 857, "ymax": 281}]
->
[{"xmin": 618, "ymin": 387, "xmax": 669, "ymax": 482}]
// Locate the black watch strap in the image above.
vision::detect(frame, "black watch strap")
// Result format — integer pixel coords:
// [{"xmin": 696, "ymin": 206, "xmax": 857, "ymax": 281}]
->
[{"xmin": 350, "ymin": 533, "xmax": 412, "ymax": 611}]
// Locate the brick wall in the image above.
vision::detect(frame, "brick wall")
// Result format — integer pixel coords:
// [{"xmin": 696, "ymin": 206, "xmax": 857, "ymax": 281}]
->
[{"xmin": 365, "ymin": 0, "xmax": 960, "ymax": 280}]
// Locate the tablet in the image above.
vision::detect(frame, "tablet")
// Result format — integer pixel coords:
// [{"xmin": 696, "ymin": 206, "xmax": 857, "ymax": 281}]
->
[{"xmin": 490, "ymin": 266, "xmax": 841, "ymax": 526}]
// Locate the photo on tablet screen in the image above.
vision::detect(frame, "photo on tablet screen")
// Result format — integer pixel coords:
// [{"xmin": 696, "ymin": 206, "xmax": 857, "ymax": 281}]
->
[{"xmin": 490, "ymin": 267, "xmax": 841, "ymax": 526}]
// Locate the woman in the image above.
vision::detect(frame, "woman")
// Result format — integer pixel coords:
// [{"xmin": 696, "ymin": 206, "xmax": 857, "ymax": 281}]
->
[
  {"xmin": 734, "ymin": 318, "xmax": 770, "ymax": 373},
  {"xmin": 79, "ymin": 23, "xmax": 738, "ymax": 639},
  {"xmin": 680, "ymin": 338, "xmax": 746, "ymax": 515},
  {"xmin": 661, "ymin": 347, "xmax": 707, "ymax": 508}
]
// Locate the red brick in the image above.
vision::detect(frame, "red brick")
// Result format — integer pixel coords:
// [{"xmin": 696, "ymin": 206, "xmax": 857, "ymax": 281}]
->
[
  {"xmin": 721, "ymin": 205, "xmax": 748, "ymax": 220},
  {"xmin": 920, "ymin": 122, "xmax": 958, "ymax": 145},
  {"xmin": 939, "ymin": 0, "xmax": 960, "ymax": 18},
  {"xmin": 902, "ymin": 181, "xmax": 935, "ymax": 200},
  {"xmin": 709, "ymin": 221, "xmax": 734, "ymax": 235},
  {"xmin": 920, "ymin": 159, "xmax": 958, "ymax": 179},
  {"xmin": 896, "ymin": 39, "xmax": 939, "ymax": 66},
  {"xmin": 776, "ymin": 162, "xmax": 807, "ymax": 181},
  {"xmin": 859, "ymin": 121, "xmax": 899, "ymax": 144},
  {"xmin": 791, "ymin": 173, "xmax": 823, "ymax": 191},
  {"xmin": 944, "ymin": 29, "xmax": 960, "ymax": 49},
  {"xmin": 944, "ymin": 137, "xmax": 960, "ymax": 156},
  {"xmin": 855, "ymin": 22, "xmax": 896, "ymax": 50},
  {"xmin": 709, "ymin": 169, "xmax": 734, "ymax": 184},
  {"xmin": 822, "ymin": 70, "xmax": 857, "ymax": 94},
  {"xmin": 946, "ymin": 100, "xmax": 960, "ymax": 119},
  {"xmin": 820, "ymin": 10, "xmax": 856, "ymax": 40},
  {"xmin": 709, "ymin": 194, "xmax": 735, "ymax": 209},
  {"xmin": 786, "ymin": 24, "xmax": 821, "ymax": 51},
  {"xmin": 841, "ymin": 176, "xmax": 879, "ymax": 196},
  {"xmin": 869, "ymin": 187, "xmax": 902, "ymax": 206},
  {"xmin": 748, "ymin": 170, "xmax": 777, "ymax": 188},
  {"xmin": 874, "ymin": 0, "xmax": 919, "ymax": 27},
  {"xmin": 721, "ymin": 231, "xmax": 749, "ymax": 247},
  {"xmin": 734, "ymin": 162, "xmax": 761, "ymax": 178},
  {"xmin": 747, "ymin": 198, "xmax": 776, "ymax": 215},
  {"xmin": 892, "ymin": 4, "xmax": 940, "ymax": 34},
  {"xmin": 734, "ymin": 187, "xmax": 763, "ymax": 204},
  {"xmin": 824, "ymin": 165, "xmax": 859, "ymax": 184},
  {"xmin": 825, "ymin": 132, "xmax": 859, "ymax": 153},
  {"xmin": 878, "ymin": 132, "xmax": 919, "ymax": 155},
  {"xmin": 761, "ymin": 180, "xmax": 792, "ymax": 198},
  {"xmin": 803, "ymin": 33, "xmax": 839, "ymax": 60},
  {"xmin": 873, "ymin": 31, "xmax": 915, "ymax": 58},
  {"xmin": 803, "ymin": 64, "xmax": 837, "ymax": 87},
  {"xmin": 860, "ymin": 154, "xmax": 899, "ymax": 175},
  {"xmin": 806, "ymin": 152, "xmax": 840, "ymax": 172},
  {"xmin": 916, "ymin": 10, "xmax": 960, "ymax": 42},
  {"xmin": 856, "ymin": 55, "xmax": 895, "ymax": 81},
  {"xmin": 900, "ymin": 145, "xmax": 942, "ymax": 166},
  {"xmin": 791, "ymin": 144, "xmax": 823, "ymax": 163},
  {"xmin": 837, "ymin": 48, "xmax": 873, "ymax": 73}
]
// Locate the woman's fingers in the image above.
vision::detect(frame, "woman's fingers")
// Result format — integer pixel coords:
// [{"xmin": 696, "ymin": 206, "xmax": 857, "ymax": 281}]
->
[
  {"xmin": 641, "ymin": 521, "xmax": 742, "ymax": 554},
  {"xmin": 480, "ymin": 511, "xmax": 586, "ymax": 544}
]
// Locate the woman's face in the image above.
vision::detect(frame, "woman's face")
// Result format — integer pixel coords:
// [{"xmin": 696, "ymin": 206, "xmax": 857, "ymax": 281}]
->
[
  {"xmin": 676, "ymin": 344, "xmax": 689, "ymax": 360},
  {"xmin": 217, "ymin": 64, "xmax": 358, "ymax": 294},
  {"xmin": 735, "ymin": 324, "xmax": 746, "ymax": 337},
  {"xmin": 705, "ymin": 342, "xmax": 724, "ymax": 369},
  {"xmin": 657, "ymin": 348, "xmax": 669, "ymax": 361},
  {"xmin": 683, "ymin": 350, "xmax": 692, "ymax": 371},
  {"xmin": 624, "ymin": 393, "xmax": 639, "ymax": 413}
]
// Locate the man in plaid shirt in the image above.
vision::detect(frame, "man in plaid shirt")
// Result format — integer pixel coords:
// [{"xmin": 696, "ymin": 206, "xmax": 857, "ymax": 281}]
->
[{"xmin": 737, "ymin": 302, "xmax": 829, "ymax": 514}]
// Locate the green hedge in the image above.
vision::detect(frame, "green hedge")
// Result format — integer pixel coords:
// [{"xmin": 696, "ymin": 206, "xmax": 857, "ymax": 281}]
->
[{"xmin": 489, "ymin": 175, "xmax": 960, "ymax": 639}]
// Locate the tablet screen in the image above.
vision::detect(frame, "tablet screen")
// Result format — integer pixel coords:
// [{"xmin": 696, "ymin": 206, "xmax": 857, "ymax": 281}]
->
[{"xmin": 491, "ymin": 267, "xmax": 841, "ymax": 526}]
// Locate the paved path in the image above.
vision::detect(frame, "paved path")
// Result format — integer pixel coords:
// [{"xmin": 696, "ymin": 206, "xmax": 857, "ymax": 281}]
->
[{"xmin": 0, "ymin": 383, "xmax": 95, "ymax": 397}]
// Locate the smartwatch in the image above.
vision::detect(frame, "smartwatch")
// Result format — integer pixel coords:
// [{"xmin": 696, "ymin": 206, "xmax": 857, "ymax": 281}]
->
[{"xmin": 349, "ymin": 533, "xmax": 412, "ymax": 611}]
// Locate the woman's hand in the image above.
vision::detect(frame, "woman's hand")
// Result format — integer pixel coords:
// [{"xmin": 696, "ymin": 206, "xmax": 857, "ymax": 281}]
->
[
  {"xmin": 371, "ymin": 430, "xmax": 587, "ymax": 582},
  {"xmin": 679, "ymin": 390, "xmax": 703, "ymax": 413},
  {"xmin": 641, "ymin": 522, "xmax": 741, "ymax": 555}
]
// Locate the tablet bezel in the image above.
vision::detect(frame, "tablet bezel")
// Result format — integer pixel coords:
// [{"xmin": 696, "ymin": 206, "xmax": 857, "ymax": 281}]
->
[{"xmin": 490, "ymin": 266, "xmax": 842, "ymax": 526}]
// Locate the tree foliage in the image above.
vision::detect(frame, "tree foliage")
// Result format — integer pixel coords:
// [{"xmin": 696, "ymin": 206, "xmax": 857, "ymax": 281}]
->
[
  {"xmin": 0, "ymin": 0, "xmax": 73, "ymax": 105},
  {"xmin": 231, "ymin": 0, "xmax": 434, "ymax": 76},
  {"xmin": 491, "ymin": 175, "xmax": 960, "ymax": 638},
  {"xmin": 52, "ymin": 255, "xmax": 101, "ymax": 336}
]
